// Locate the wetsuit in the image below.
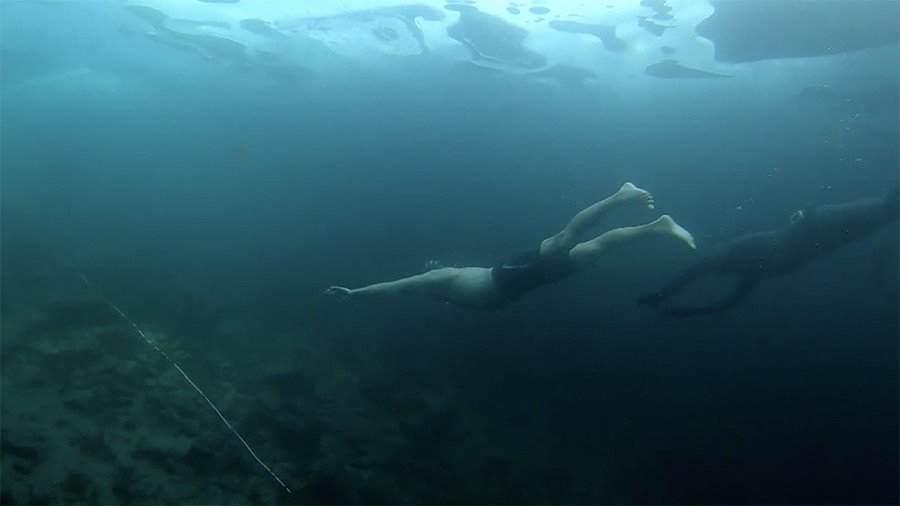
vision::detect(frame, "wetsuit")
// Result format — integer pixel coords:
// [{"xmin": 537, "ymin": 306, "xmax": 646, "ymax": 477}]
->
[
  {"xmin": 638, "ymin": 187, "xmax": 900, "ymax": 317},
  {"xmin": 491, "ymin": 248, "xmax": 575, "ymax": 303}
]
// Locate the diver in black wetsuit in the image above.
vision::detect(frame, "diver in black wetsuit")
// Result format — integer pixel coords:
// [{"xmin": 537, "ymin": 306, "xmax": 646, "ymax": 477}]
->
[{"xmin": 638, "ymin": 186, "xmax": 900, "ymax": 317}]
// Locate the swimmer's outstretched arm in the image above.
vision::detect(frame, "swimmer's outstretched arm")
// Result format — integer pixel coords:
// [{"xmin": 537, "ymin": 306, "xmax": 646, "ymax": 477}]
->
[
  {"xmin": 327, "ymin": 267, "xmax": 498, "ymax": 309},
  {"xmin": 324, "ymin": 271, "xmax": 440, "ymax": 300},
  {"xmin": 324, "ymin": 267, "xmax": 484, "ymax": 302}
]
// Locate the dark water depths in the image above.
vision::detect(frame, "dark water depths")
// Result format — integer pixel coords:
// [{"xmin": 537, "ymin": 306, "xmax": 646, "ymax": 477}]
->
[{"xmin": 1, "ymin": 2, "xmax": 898, "ymax": 504}]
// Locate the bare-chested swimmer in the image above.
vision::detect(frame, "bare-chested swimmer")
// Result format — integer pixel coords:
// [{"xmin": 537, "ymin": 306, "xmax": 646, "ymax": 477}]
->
[{"xmin": 325, "ymin": 182, "xmax": 696, "ymax": 310}]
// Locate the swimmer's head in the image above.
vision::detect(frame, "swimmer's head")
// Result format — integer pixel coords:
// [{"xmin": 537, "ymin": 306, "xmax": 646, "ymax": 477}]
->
[{"xmin": 790, "ymin": 209, "xmax": 805, "ymax": 224}]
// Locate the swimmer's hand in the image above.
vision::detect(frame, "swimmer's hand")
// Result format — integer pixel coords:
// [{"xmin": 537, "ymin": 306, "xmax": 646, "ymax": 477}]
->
[{"xmin": 324, "ymin": 286, "xmax": 353, "ymax": 300}]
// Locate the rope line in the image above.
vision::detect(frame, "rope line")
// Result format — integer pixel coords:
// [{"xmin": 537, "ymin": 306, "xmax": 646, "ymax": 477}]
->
[{"xmin": 73, "ymin": 268, "xmax": 291, "ymax": 493}]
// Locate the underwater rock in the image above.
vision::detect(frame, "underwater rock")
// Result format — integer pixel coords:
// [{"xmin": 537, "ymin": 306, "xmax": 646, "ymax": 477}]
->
[
  {"xmin": 23, "ymin": 301, "xmax": 114, "ymax": 337},
  {"xmin": 0, "ymin": 437, "xmax": 41, "ymax": 464}
]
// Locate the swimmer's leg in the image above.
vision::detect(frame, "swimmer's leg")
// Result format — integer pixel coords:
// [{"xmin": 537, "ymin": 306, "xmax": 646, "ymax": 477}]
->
[
  {"xmin": 540, "ymin": 182, "xmax": 655, "ymax": 257},
  {"xmin": 568, "ymin": 214, "xmax": 696, "ymax": 270}
]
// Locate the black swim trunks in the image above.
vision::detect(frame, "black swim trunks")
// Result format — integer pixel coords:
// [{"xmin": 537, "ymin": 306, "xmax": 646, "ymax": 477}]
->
[{"xmin": 490, "ymin": 248, "xmax": 575, "ymax": 300}]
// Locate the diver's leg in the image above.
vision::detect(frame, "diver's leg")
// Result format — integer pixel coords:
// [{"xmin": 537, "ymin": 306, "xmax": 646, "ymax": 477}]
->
[
  {"xmin": 567, "ymin": 214, "xmax": 696, "ymax": 270},
  {"xmin": 540, "ymin": 182, "xmax": 656, "ymax": 256},
  {"xmin": 660, "ymin": 277, "xmax": 757, "ymax": 317}
]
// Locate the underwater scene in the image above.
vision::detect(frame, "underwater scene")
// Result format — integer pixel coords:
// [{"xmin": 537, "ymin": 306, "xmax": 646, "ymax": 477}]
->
[{"xmin": 1, "ymin": 0, "xmax": 898, "ymax": 504}]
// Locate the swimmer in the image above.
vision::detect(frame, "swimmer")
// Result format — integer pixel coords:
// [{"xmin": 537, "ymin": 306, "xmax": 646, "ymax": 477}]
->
[{"xmin": 325, "ymin": 183, "xmax": 696, "ymax": 310}]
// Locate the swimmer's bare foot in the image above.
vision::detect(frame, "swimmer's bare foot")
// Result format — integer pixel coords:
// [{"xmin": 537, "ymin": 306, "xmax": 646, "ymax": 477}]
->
[
  {"xmin": 652, "ymin": 214, "xmax": 696, "ymax": 249},
  {"xmin": 324, "ymin": 286, "xmax": 353, "ymax": 300},
  {"xmin": 615, "ymin": 182, "xmax": 655, "ymax": 209}
]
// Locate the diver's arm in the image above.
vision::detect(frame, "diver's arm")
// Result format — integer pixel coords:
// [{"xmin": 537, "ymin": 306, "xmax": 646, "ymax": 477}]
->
[
  {"xmin": 638, "ymin": 260, "xmax": 717, "ymax": 308},
  {"xmin": 659, "ymin": 277, "xmax": 757, "ymax": 317}
]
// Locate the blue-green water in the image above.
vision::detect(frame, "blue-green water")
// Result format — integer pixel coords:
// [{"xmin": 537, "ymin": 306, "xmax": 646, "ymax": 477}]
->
[{"xmin": 1, "ymin": 1, "xmax": 898, "ymax": 504}]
